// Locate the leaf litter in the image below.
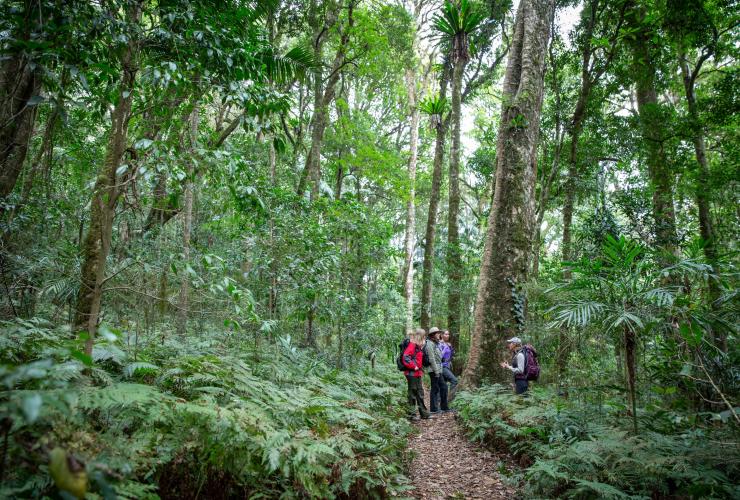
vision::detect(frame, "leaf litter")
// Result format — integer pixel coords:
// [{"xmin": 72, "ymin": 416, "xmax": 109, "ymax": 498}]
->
[{"xmin": 407, "ymin": 396, "xmax": 517, "ymax": 499}]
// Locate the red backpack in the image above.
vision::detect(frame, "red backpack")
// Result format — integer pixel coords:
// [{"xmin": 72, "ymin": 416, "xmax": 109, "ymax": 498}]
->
[{"xmin": 522, "ymin": 344, "xmax": 540, "ymax": 381}]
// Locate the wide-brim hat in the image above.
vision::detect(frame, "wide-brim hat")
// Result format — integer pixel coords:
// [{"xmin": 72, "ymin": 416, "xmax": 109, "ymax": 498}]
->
[{"xmin": 428, "ymin": 327, "xmax": 441, "ymax": 335}]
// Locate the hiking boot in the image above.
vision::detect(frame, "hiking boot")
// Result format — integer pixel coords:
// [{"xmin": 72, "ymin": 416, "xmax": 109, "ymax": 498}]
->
[
  {"xmin": 442, "ymin": 409, "xmax": 455, "ymax": 414},
  {"xmin": 408, "ymin": 415, "xmax": 420, "ymax": 422},
  {"xmin": 420, "ymin": 413, "xmax": 431, "ymax": 419}
]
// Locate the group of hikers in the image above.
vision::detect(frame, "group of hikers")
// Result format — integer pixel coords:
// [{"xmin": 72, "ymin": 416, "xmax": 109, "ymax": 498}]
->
[{"xmin": 399, "ymin": 329, "xmax": 537, "ymax": 420}]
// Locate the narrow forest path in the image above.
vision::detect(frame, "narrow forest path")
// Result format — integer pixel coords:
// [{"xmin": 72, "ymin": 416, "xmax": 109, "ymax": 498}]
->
[{"xmin": 407, "ymin": 397, "xmax": 517, "ymax": 499}]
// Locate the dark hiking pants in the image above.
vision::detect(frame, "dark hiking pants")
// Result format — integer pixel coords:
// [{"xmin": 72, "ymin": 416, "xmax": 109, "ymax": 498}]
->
[
  {"xmin": 406, "ymin": 375, "xmax": 429, "ymax": 418},
  {"xmin": 515, "ymin": 378, "xmax": 529, "ymax": 395},
  {"xmin": 429, "ymin": 373, "xmax": 448, "ymax": 412},
  {"xmin": 443, "ymin": 367, "xmax": 458, "ymax": 401}
]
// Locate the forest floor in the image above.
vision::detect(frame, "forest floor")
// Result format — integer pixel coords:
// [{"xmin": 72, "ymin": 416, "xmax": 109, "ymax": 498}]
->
[{"xmin": 407, "ymin": 394, "xmax": 517, "ymax": 499}]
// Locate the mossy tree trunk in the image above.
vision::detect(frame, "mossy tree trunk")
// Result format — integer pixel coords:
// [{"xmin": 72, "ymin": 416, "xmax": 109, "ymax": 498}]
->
[
  {"xmin": 678, "ymin": 52, "xmax": 725, "ymax": 352},
  {"xmin": 420, "ymin": 66, "xmax": 450, "ymax": 331},
  {"xmin": 446, "ymin": 43, "xmax": 467, "ymax": 348},
  {"xmin": 0, "ymin": 53, "xmax": 40, "ymax": 199},
  {"xmin": 74, "ymin": 3, "xmax": 141, "ymax": 356},
  {"xmin": 461, "ymin": 0, "xmax": 553, "ymax": 387},
  {"xmin": 628, "ymin": 9, "xmax": 678, "ymax": 259},
  {"xmin": 176, "ymin": 107, "xmax": 199, "ymax": 337}
]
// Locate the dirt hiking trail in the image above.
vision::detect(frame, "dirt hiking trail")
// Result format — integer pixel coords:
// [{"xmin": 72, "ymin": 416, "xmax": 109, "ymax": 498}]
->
[{"xmin": 407, "ymin": 408, "xmax": 517, "ymax": 499}]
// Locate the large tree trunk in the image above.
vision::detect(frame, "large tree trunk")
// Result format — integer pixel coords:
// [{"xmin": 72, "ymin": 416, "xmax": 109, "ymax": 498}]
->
[
  {"xmin": 629, "ymin": 13, "xmax": 678, "ymax": 257},
  {"xmin": 446, "ymin": 52, "xmax": 467, "ymax": 346},
  {"xmin": 461, "ymin": 0, "xmax": 553, "ymax": 387},
  {"xmin": 74, "ymin": 4, "xmax": 141, "ymax": 356},
  {"xmin": 402, "ymin": 69, "xmax": 420, "ymax": 334},
  {"xmin": 176, "ymin": 107, "xmax": 199, "ymax": 336},
  {"xmin": 679, "ymin": 54, "xmax": 725, "ymax": 351},
  {"xmin": 0, "ymin": 53, "xmax": 41, "ymax": 199},
  {"xmin": 420, "ymin": 71, "xmax": 450, "ymax": 331}
]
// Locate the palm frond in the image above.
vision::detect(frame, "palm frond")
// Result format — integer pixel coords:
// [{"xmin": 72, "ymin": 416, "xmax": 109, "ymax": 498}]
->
[
  {"xmin": 259, "ymin": 44, "xmax": 315, "ymax": 84},
  {"xmin": 549, "ymin": 301, "xmax": 607, "ymax": 327}
]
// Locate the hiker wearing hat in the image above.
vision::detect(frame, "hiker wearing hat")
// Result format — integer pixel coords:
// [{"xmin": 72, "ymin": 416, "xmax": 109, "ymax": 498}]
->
[
  {"xmin": 424, "ymin": 327, "xmax": 449, "ymax": 414},
  {"xmin": 500, "ymin": 337, "xmax": 528, "ymax": 394}
]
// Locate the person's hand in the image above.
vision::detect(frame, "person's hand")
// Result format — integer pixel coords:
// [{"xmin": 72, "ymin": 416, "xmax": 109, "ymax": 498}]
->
[{"xmin": 414, "ymin": 365, "xmax": 419, "ymax": 371}]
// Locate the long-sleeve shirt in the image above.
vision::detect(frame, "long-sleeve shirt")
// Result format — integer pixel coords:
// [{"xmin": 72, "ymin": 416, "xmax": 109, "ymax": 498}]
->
[
  {"xmin": 510, "ymin": 349, "xmax": 526, "ymax": 379},
  {"xmin": 424, "ymin": 339, "xmax": 442, "ymax": 376},
  {"xmin": 439, "ymin": 341, "xmax": 454, "ymax": 369},
  {"xmin": 402, "ymin": 342, "xmax": 423, "ymax": 377}
]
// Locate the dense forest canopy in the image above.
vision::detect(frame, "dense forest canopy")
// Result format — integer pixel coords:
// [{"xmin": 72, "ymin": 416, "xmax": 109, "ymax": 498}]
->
[{"xmin": 1, "ymin": 0, "xmax": 738, "ymax": 498}]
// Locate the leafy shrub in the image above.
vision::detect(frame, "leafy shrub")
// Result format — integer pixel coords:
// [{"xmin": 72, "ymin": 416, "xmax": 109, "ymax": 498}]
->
[{"xmin": 0, "ymin": 319, "xmax": 413, "ymax": 499}]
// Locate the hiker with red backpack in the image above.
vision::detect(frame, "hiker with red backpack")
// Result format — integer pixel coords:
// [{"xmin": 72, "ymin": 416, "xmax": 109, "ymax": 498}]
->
[
  {"xmin": 499, "ymin": 337, "xmax": 540, "ymax": 394},
  {"xmin": 400, "ymin": 328, "xmax": 430, "ymax": 420}
]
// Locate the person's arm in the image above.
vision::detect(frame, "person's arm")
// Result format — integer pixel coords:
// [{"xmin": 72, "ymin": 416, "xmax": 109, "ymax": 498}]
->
[
  {"xmin": 402, "ymin": 343, "xmax": 419, "ymax": 371},
  {"xmin": 426, "ymin": 342, "xmax": 442, "ymax": 375}
]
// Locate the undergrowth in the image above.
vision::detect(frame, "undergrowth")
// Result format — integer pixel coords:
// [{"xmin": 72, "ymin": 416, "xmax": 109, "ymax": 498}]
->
[
  {"xmin": 0, "ymin": 318, "xmax": 413, "ymax": 499},
  {"xmin": 454, "ymin": 384, "xmax": 739, "ymax": 499}
]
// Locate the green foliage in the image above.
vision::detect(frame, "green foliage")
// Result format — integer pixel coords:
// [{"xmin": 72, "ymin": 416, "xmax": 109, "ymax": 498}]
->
[
  {"xmin": 455, "ymin": 385, "xmax": 740, "ymax": 499},
  {"xmin": 0, "ymin": 321, "xmax": 413, "ymax": 499}
]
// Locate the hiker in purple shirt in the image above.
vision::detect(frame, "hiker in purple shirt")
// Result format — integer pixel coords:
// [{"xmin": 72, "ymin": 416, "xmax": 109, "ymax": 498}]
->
[{"xmin": 439, "ymin": 330, "xmax": 459, "ymax": 401}]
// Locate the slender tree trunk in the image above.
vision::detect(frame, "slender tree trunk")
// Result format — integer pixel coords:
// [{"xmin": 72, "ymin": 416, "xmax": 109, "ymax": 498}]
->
[
  {"xmin": 20, "ymin": 103, "xmax": 60, "ymax": 202},
  {"xmin": 268, "ymin": 136, "xmax": 278, "ymax": 321},
  {"xmin": 402, "ymin": 69, "xmax": 420, "ymax": 334},
  {"xmin": 624, "ymin": 327, "xmax": 638, "ymax": 433},
  {"xmin": 461, "ymin": 0, "xmax": 553, "ymax": 387},
  {"xmin": 74, "ymin": 4, "xmax": 141, "ymax": 356},
  {"xmin": 678, "ymin": 55, "xmax": 725, "ymax": 351},
  {"xmin": 177, "ymin": 107, "xmax": 199, "ymax": 336},
  {"xmin": 420, "ymin": 71, "xmax": 450, "ymax": 331},
  {"xmin": 0, "ymin": 54, "xmax": 40, "ymax": 199},
  {"xmin": 306, "ymin": 90, "xmax": 328, "ymax": 201},
  {"xmin": 629, "ymin": 13, "xmax": 678, "ymax": 257},
  {"xmin": 447, "ymin": 54, "xmax": 467, "ymax": 345},
  {"xmin": 297, "ymin": 1, "xmax": 352, "ymax": 200},
  {"xmin": 561, "ymin": 79, "xmax": 590, "ymax": 277}
]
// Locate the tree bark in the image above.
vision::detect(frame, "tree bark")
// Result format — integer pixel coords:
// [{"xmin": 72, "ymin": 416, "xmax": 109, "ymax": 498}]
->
[
  {"xmin": 74, "ymin": 3, "xmax": 141, "ymax": 356},
  {"xmin": 297, "ymin": 0, "xmax": 353, "ymax": 200},
  {"xmin": 176, "ymin": 107, "xmax": 199, "ymax": 337},
  {"xmin": 0, "ymin": 53, "xmax": 41, "ymax": 199},
  {"xmin": 420, "ymin": 70, "xmax": 450, "ymax": 331},
  {"xmin": 21, "ymin": 101, "xmax": 60, "ymax": 202},
  {"xmin": 268, "ymin": 136, "xmax": 278, "ymax": 320},
  {"xmin": 628, "ymin": 11, "xmax": 678, "ymax": 257},
  {"xmin": 624, "ymin": 327, "xmax": 638, "ymax": 433},
  {"xmin": 446, "ymin": 50, "xmax": 467, "ymax": 346},
  {"xmin": 402, "ymin": 68, "xmax": 420, "ymax": 334},
  {"xmin": 461, "ymin": 0, "xmax": 553, "ymax": 387},
  {"xmin": 679, "ymin": 53, "xmax": 725, "ymax": 351}
]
